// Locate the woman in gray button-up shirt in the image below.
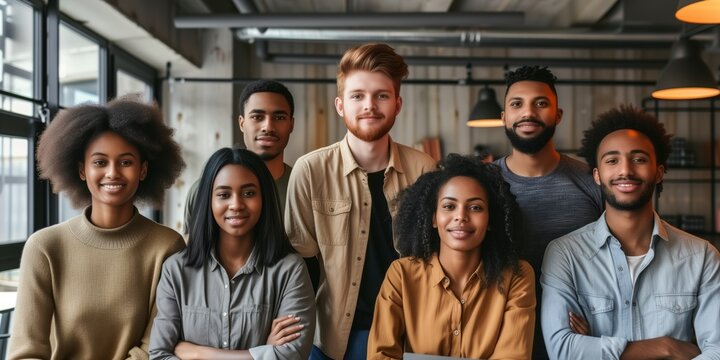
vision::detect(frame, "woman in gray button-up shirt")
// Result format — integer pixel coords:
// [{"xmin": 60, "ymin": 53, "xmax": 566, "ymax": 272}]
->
[{"xmin": 149, "ymin": 148, "xmax": 316, "ymax": 359}]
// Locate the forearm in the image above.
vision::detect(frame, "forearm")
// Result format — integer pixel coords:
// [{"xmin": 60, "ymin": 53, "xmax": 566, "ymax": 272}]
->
[
  {"xmin": 176, "ymin": 342, "xmax": 253, "ymax": 360},
  {"xmin": 620, "ymin": 337, "xmax": 699, "ymax": 360}
]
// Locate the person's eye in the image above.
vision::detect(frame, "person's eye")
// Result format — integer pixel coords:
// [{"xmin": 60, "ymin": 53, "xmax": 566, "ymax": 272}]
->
[
  {"xmin": 274, "ymin": 115, "xmax": 288, "ymax": 121},
  {"xmin": 536, "ymin": 100, "xmax": 549, "ymax": 107},
  {"xmin": 242, "ymin": 190, "xmax": 256, "ymax": 198},
  {"xmin": 216, "ymin": 192, "xmax": 230, "ymax": 199},
  {"xmin": 378, "ymin": 93, "xmax": 390, "ymax": 100},
  {"xmin": 251, "ymin": 115, "xmax": 263, "ymax": 121},
  {"xmin": 509, "ymin": 101, "xmax": 521, "ymax": 108},
  {"xmin": 120, "ymin": 160, "xmax": 133, "ymax": 167},
  {"xmin": 469, "ymin": 205, "xmax": 484, "ymax": 212},
  {"xmin": 441, "ymin": 203, "xmax": 455, "ymax": 210},
  {"xmin": 605, "ymin": 158, "xmax": 618, "ymax": 165},
  {"xmin": 350, "ymin": 94, "xmax": 362, "ymax": 100},
  {"xmin": 633, "ymin": 157, "xmax": 649, "ymax": 164},
  {"xmin": 93, "ymin": 160, "xmax": 106, "ymax": 167}
]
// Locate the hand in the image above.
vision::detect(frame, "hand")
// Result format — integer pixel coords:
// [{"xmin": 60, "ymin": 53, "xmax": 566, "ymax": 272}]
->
[
  {"xmin": 174, "ymin": 341, "xmax": 207, "ymax": 360},
  {"xmin": 266, "ymin": 314, "xmax": 304, "ymax": 346},
  {"xmin": 569, "ymin": 311, "xmax": 590, "ymax": 335},
  {"xmin": 662, "ymin": 336, "xmax": 701, "ymax": 360}
]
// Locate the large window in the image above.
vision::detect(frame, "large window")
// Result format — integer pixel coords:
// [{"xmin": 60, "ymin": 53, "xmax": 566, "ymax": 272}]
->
[
  {"xmin": 0, "ymin": 136, "xmax": 27, "ymax": 244},
  {"xmin": 0, "ymin": 0, "xmax": 34, "ymax": 116}
]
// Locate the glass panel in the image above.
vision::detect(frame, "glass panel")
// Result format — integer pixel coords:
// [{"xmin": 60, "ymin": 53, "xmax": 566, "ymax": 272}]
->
[
  {"xmin": 117, "ymin": 69, "xmax": 152, "ymax": 101},
  {"xmin": 0, "ymin": 269, "xmax": 18, "ymax": 292},
  {"xmin": 0, "ymin": 136, "xmax": 27, "ymax": 244},
  {"xmin": 0, "ymin": 0, "xmax": 35, "ymax": 116},
  {"xmin": 59, "ymin": 23, "xmax": 99, "ymax": 107}
]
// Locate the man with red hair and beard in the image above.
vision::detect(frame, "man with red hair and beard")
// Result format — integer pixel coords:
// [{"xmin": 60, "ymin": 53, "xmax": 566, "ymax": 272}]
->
[
  {"xmin": 284, "ymin": 43, "xmax": 435, "ymax": 360},
  {"xmin": 495, "ymin": 65, "xmax": 604, "ymax": 359}
]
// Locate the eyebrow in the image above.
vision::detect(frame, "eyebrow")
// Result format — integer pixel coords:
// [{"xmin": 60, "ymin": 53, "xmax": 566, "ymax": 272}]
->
[
  {"xmin": 440, "ymin": 196, "xmax": 487, "ymax": 203},
  {"xmin": 507, "ymin": 95, "xmax": 550, "ymax": 101},
  {"xmin": 248, "ymin": 109, "xmax": 289, "ymax": 115},
  {"xmin": 90, "ymin": 152, "xmax": 137, "ymax": 158},
  {"xmin": 213, "ymin": 183, "xmax": 259, "ymax": 191},
  {"xmin": 600, "ymin": 149, "xmax": 651, "ymax": 158}
]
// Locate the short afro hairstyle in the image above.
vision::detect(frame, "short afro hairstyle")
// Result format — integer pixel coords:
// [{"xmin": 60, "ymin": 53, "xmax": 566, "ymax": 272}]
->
[
  {"xmin": 505, "ymin": 65, "xmax": 558, "ymax": 99},
  {"xmin": 36, "ymin": 96, "xmax": 185, "ymax": 208},
  {"xmin": 578, "ymin": 105, "xmax": 672, "ymax": 193},
  {"xmin": 238, "ymin": 80, "xmax": 294, "ymax": 116},
  {"xmin": 394, "ymin": 154, "xmax": 522, "ymax": 290}
]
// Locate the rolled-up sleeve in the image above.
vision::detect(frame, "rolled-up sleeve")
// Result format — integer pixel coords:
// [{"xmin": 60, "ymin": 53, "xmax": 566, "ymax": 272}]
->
[
  {"xmin": 249, "ymin": 256, "xmax": 316, "ymax": 359},
  {"xmin": 148, "ymin": 258, "xmax": 182, "ymax": 360},
  {"xmin": 541, "ymin": 241, "xmax": 627, "ymax": 360},
  {"xmin": 490, "ymin": 261, "xmax": 536, "ymax": 360}
]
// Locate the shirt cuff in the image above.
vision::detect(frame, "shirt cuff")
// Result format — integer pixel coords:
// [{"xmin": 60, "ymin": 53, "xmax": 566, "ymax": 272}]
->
[
  {"xmin": 249, "ymin": 344, "xmax": 275, "ymax": 360},
  {"xmin": 601, "ymin": 335, "xmax": 628, "ymax": 360}
]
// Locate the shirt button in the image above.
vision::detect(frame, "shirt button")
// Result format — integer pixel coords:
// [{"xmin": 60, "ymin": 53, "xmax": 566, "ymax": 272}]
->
[
  {"xmin": 364, "ymin": 202, "xmax": 368, "ymax": 206},
  {"xmin": 617, "ymin": 266, "xmax": 623, "ymax": 272},
  {"xmin": 625, "ymin": 300, "xmax": 630, "ymax": 306},
  {"xmin": 345, "ymin": 313, "xmax": 351, "ymax": 317},
  {"xmin": 224, "ymin": 283, "xmax": 228, "ymax": 288},
  {"xmin": 330, "ymin": 207, "xmax": 334, "ymax": 212},
  {"xmin": 460, "ymin": 299, "xmax": 466, "ymax": 305},
  {"xmin": 223, "ymin": 312, "xmax": 227, "ymax": 317},
  {"xmin": 223, "ymin": 340, "xmax": 228, "ymax": 346},
  {"xmin": 231, "ymin": 280, "xmax": 235, "ymax": 284},
  {"xmin": 444, "ymin": 278, "xmax": 449, "ymax": 284},
  {"xmin": 632, "ymin": 302, "xmax": 637, "ymax": 307},
  {"xmin": 352, "ymin": 282, "xmax": 357, "ymax": 286},
  {"xmin": 361, "ymin": 230, "xmax": 366, "ymax": 234},
  {"xmin": 357, "ymin": 257, "xmax": 362, "ymax": 261},
  {"xmin": 453, "ymin": 329, "xmax": 460, "ymax": 336}
]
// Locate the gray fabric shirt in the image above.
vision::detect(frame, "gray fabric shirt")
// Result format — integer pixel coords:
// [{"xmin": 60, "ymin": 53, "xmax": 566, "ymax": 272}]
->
[
  {"xmin": 149, "ymin": 250, "xmax": 315, "ymax": 359},
  {"xmin": 496, "ymin": 154, "xmax": 603, "ymax": 274}
]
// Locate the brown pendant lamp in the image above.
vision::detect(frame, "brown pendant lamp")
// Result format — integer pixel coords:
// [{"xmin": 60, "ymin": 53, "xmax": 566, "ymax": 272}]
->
[
  {"xmin": 652, "ymin": 38, "xmax": 720, "ymax": 100},
  {"xmin": 467, "ymin": 86, "xmax": 504, "ymax": 127}
]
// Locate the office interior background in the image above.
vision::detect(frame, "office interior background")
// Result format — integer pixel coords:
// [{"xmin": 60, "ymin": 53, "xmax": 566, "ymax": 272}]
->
[{"xmin": 1, "ymin": 0, "xmax": 720, "ymax": 356}]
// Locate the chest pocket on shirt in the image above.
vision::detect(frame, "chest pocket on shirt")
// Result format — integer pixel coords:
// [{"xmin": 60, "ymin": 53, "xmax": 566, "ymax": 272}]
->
[
  {"xmin": 656, "ymin": 294, "xmax": 697, "ymax": 314},
  {"xmin": 312, "ymin": 199, "xmax": 351, "ymax": 246},
  {"xmin": 578, "ymin": 293, "xmax": 615, "ymax": 334},
  {"xmin": 181, "ymin": 305, "xmax": 210, "ymax": 345}
]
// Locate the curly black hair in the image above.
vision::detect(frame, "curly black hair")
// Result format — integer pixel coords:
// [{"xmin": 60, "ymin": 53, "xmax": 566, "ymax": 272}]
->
[
  {"xmin": 577, "ymin": 105, "xmax": 671, "ymax": 193},
  {"xmin": 395, "ymin": 154, "xmax": 522, "ymax": 290},
  {"xmin": 36, "ymin": 96, "xmax": 185, "ymax": 208},
  {"xmin": 238, "ymin": 80, "xmax": 295, "ymax": 116},
  {"xmin": 504, "ymin": 65, "xmax": 558, "ymax": 98}
]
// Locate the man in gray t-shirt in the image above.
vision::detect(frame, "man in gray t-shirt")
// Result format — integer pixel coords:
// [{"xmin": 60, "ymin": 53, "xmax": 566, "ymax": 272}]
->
[{"xmin": 496, "ymin": 66, "xmax": 603, "ymax": 360}]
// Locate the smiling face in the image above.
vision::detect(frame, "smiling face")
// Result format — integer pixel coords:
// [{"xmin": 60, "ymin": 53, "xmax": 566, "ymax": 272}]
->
[
  {"xmin": 79, "ymin": 131, "xmax": 147, "ymax": 211},
  {"xmin": 211, "ymin": 164, "xmax": 263, "ymax": 243},
  {"xmin": 433, "ymin": 176, "xmax": 490, "ymax": 255},
  {"xmin": 502, "ymin": 80, "xmax": 562, "ymax": 154},
  {"xmin": 335, "ymin": 70, "xmax": 402, "ymax": 142},
  {"xmin": 238, "ymin": 92, "xmax": 294, "ymax": 161},
  {"xmin": 594, "ymin": 129, "xmax": 664, "ymax": 212}
]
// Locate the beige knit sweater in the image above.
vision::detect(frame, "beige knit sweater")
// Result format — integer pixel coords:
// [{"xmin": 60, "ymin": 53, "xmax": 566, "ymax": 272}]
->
[{"xmin": 9, "ymin": 208, "xmax": 185, "ymax": 360}]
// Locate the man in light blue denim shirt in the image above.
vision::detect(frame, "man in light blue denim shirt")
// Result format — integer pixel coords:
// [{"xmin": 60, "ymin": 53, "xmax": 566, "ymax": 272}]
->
[{"xmin": 541, "ymin": 106, "xmax": 720, "ymax": 360}]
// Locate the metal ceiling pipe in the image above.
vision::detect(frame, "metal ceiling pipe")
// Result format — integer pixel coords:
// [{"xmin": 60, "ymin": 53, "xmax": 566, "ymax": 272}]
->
[
  {"xmin": 175, "ymin": 12, "xmax": 524, "ymax": 29},
  {"xmin": 234, "ymin": 28, "xmax": 712, "ymax": 48},
  {"xmin": 262, "ymin": 53, "xmax": 667, "ymax": 69},
  {"xmin": 231, "ymin": 0, "xmax": 266, "ymax": 33}
]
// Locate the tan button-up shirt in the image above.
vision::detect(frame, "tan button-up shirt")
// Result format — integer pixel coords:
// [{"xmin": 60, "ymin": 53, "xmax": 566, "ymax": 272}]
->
[
  {"xmin": 368, "ymin": 255, "xmax": 536, "ymax": 359},
  {"xmin": 285, "ymin": 135, "xmax": 436, "ymax": 359}
]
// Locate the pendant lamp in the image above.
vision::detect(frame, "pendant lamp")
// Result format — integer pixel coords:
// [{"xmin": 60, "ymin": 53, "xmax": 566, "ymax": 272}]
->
[
  {"xmin": 652, "ymin": 38, "xmax": 719, "ymax": 100},
  {"xmin": 676, "ymin": 0, "xmax": 720, "ymax": 24},
  {"xmin": 467, "ymin": 86, "xmax": 504, "ymax": 127}
]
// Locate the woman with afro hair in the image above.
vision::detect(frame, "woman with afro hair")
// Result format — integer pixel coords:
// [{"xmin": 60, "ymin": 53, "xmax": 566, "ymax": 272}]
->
[
  {"xmin": 9, "ymin": 97, "xmax": 186, "ymax": 360},
  {"xmin": 368, "ymin": 154, "xmax": 536, "ymax": 359}
]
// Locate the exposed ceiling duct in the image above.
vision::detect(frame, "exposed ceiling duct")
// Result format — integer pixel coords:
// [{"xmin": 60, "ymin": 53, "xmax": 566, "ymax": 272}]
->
[
  {"xmin": 235, "ymin": 28, "xmax": 699, "ymax": 49},
  {"xmin": 175, "ymin": 12, "xmax": 525, "ymax": 29}
]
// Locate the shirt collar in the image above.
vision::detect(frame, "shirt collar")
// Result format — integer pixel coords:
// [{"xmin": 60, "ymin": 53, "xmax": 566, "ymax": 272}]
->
[
  {"xmin": 339, "ymin": 134, "xmax": 404, "ymax": 176},
  {"xmin": 429, "ymin": 253, "xmax": 484, "ymax": 288},
  {"xmin": 208, "ymin": 246, "xmax": 263, "ymax": 276},
  {"xmin": 592, "ymin": 210, "xmax": 669, "ymax": 249}
]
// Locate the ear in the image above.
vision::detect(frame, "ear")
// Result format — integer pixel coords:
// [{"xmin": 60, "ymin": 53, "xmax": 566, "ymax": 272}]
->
[
  {"xmin": 432, "ymin": 212, "xmax": 438, "ymax": 228},
  {"xmin": 289, "ymin": 116, "xmax": 295, "ymax": 133},
  {"xmin": 556, "ymin": 107, "xmax": 564, "ymax": 125},
  {"xmin": 593, "ymin": 167, "xmax": 601, "ymax": 186},
  {"xmin": 140, "ymin": 161, "xmax": 148, "ymax": 181},
  {"xmin": 238, "ymin": 115, "xmax": 245, "ymax": 132},
  {"xmin": 395, "ymin": 95, "xmax": 403, "ymax": 117},
  {"xmin": 655, "ymin": 164, "xmax": 665, "ymax": 184},
  {"xmin": 501, "ymin": 110, "xmax": 507, "ymax": 126},
  {"xmin": 334, "ymin": 97, "xmax": 344, "ymax": 117},
  {"xmin": 78, "ymin": 162, "xmax": 86, "ymax": 181}
]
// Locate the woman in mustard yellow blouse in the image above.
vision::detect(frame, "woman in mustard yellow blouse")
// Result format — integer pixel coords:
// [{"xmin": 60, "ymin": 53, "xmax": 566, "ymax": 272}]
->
[{"xmin": 368, "ymin": 154, "xmax": 536, "ymax": 359}]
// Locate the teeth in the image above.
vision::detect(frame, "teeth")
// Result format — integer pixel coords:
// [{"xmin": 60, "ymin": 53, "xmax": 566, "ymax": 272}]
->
[{"xmin": 102, "ymin": 184, "xmax": 123, "ymax": 190}]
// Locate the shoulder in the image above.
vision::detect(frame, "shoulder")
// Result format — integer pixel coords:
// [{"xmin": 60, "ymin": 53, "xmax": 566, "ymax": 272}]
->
[
  {"xmin": 393, "ymin": 142, "xmax": 436, "ymax": 167},
  {"xmin": 161, "ymin": 250, "xmax": 188, "ymax": 272},
  {"xmin": 515, "ymin": 260, "xmax": 535, "ymax": 279},
  {"xmin": 136, "ymin": 216, "xmax": 186, "ymax": 251},
  {"xmin": 294, "ymin": 141, "xmax": 342, "ymax": 167},
  {"xmin": 662, "ymin": 221, "xmax": 719, "ymax": 258},
  {"xmin": 546, "ymin": 221, "xmax": 599, "ymax": 255},
  {"xmin": 272, "ymin": 252, "xmax": 306, "ymax": 269},
  {"xmin": 24, "ymin": 221, "xmax": 73, "ymax": 253},
  {"xmin": 557, "ymin": 155, "xmax": 594, "ymax": 178}
]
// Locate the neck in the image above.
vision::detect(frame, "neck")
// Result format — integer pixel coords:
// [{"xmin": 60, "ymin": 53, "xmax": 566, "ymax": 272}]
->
[
  {"xmin": 264, "ymin": 155, "xmax": 286, "ymax": 181},
  {"xmin": 346, "ymin": 131, "xmax": 391, "ymax": 173},
  {"xmin": 89, "ymin": 201, "xmax": 135, "ymax": 228},
  {"xmin": 604, "ymin": 203, "xmax": 655, "ymax": 256},
  {"xmin": 438, "ymin": 248, "xmax": 482, "ymax": 298},
  {"xmin": 506, "ymin": 142, "xmax": 561, "ymax": 177},
  {"xmin": 218, "ymin": 232, "xmax": 254, "ymax": 276}
]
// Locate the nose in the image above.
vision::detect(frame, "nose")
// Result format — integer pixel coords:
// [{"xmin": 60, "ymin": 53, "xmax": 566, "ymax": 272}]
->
[
  {"xmin": 454, "ymin": 209, "xmax": 468, "ymax": 223},
  {"xmin": 106, "ymin": 163, "xmax": 119, "ymax": 179},
  {"xmin": 228, "ymin": 195, "xmax": 246, "ymax": 211},
  {"xmin": 363, "ymin": 96, "xmax": 376, "ymax": 111},
  {"xmin": 618, "ymin": 158, "xmax": 634, "ymax": 176},
  {"xmin": 261, "ymin": 117, "xmax": 275, "ymax": 133}
]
